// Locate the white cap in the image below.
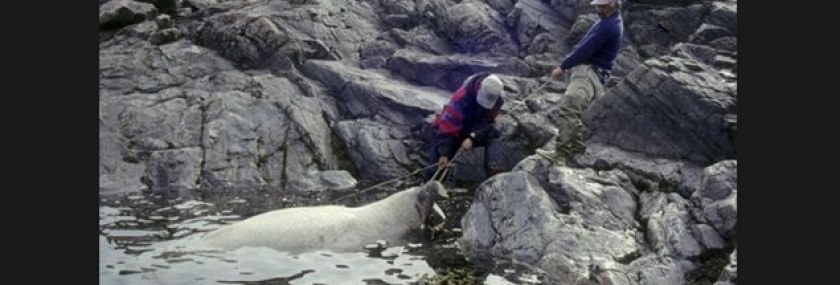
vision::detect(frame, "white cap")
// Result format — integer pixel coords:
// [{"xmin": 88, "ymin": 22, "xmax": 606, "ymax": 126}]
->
[
  {"xmin": 590, "ymin": 0, "xmax": 619, "ymax": 5},
  {"xmin": 477, "ymin": 75, "xmax": 503, "ymax": 109}
]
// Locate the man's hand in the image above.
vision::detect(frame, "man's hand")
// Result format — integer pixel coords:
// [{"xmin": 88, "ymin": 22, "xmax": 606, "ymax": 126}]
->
[
  {"xmin": 551, "ymin": 67, "xmax": 565, "ymax": 80},
  {"xmin": 460, "ymin": 138, "xmax": 474, "ymax": 151}
]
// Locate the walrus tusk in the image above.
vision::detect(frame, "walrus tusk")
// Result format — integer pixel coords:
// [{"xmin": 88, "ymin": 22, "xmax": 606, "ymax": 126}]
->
[{"xmin": 432, "ymin": 203, "xmax": 446, "ymax": 221}]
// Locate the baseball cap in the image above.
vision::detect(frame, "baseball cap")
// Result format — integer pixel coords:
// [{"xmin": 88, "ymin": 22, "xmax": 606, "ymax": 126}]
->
[{"xmin": 477, "ymin": 75, "xmax": 503, "ymax": 109}]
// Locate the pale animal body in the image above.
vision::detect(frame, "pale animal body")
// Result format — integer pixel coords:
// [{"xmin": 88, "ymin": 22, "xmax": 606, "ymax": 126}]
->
[{"xmin": 199, "ymin": 182, "xmax": 442, "ymax": 253}]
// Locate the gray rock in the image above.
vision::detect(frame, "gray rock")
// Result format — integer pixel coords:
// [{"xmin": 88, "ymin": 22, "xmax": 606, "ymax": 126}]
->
[
  {"xmin": 583, "ymin": 55, "xmax": 737, "ymax": 165},
  {"xmin": 576, "ymin": 143, "xmax": 705, "ymax": 197},
  {"xmin": 628, "ymin": 0, "xmax": 706, "ymax": 5},
  {"xmin": 642, "ymin": 191, "xmax": 726, "ymax": 257},
  {"xmin": 382, "ymin": 14, "xmax": 416, "ymax": 30},
  {"xmin": 386, "ymin": 49, "xmax": 533, "ymax": 92},
  {"xmin": 625, "ymin": 4, "xmax": 708, "ymax": 58},
  {"xmin": 106, "ymin": 43, "xmax": 333, "ymax": 192},
  {"xmin": 388, "ymin": 25, "xmax": 453, "ymax": 55},
  {"xmin": 118, "ymin": 90, "xmax": 203, "ymax": 153},
  {"xmin": 432, "ymin": 0, "xmax": 519, "ymax": 55},
  {"xmin": 100, "ymin": 110, "xmax": 148, "ymax": 195},
  {"xmin": 378, "ymin": 0, "xmax": 415, "ymax": 15},
  {"xmin": 671, "ymin": 42, "xmax": 718, "ymax": 67},
  {"xmin": 99, "ymin": 40, "xmax": 234, "ymax": 195},
  {"xmin": 287, "ymin": 170, "xmax": 358, "ymax": 193},
  {"xmin": 544, "ymin": 165, "xmax": 640, "ymax": 231},
  {"xmin": 198, "ymin": 93, "xmax": 270, "ymax": 189},
  {"xmin": 100, "ymin": 39, "xmax": 234, "ymax": 95},
  {"xmin": 707, "ymin": 1, "xmax": 737, "ymax": 34},
  {"xmin": 100, "ymin": 0, "xmax": 158, "ymax": 29},
  {"xmin": 691, "ymin": 160, "xmax": 737, "ymax": 237},
  {"xmin": 714, "ymin": 248, "xmax": 737, "ymax": 285},
  {"xmin": 358, "ymin": 40, "xmax": 397, "ymax": 69},
  {"xmin": 110, "ymin": 20, "xmax": 159, "ymax": 41},
  {"xmin": 149, "ymin": 28, "xmax": 182, "ymax": 45},
  {"xmin": 256, "ymin": 1, "xmax": 383, "ymax": 65},
  {"xmin": 708, "ymin": 36, "xmax": 737, "ymax": 53},
  {"xmin": 611, "ymin": 40, "xmax": 644, "ymax": 79},
  {"xmin": 509, "ymin": 111, "xmax": 559, "ymax": 152},
  {"xmin": 189, "ymin": 12, "xmax": 294, "ymax": 70},
  {"xmin": 694, "ymin": 160, "xmax": 736, "ymax": 200},
  {"xmin": 638, "ymin": 191, "xmax": 684, "ymax": 222},
  {"xmin": 714, "ymin": 54, "xmax": 737, "ymax": 72},
  {"xmin": 144, "ymin": 147, "xmax": 203, "ymax": 192},
  {"xmin": 548, "ymin": 0, "xmax": 594, "ymax": 24},
  {"xmin": 694, "ymin": 223, "xmax": 726, "ymax": 250},
  {"xmin": 628, "ymin": 255, "xmax": 695, "ymax": 285},
  {"xmin": 303, "ymin": 59, "xmax": 449, "ymax": 126},
  {"xmin": 461, "ymin": 166, "xmax": 644, "ymax": 284},
  {"xmin": 459, "ymin": 171, "xmax": 566, "ymax": 266},
  {"xmin": 253, "ymin": 74, "xmax": 339, "ymax": 170},
  {"xmin": 199, "ymin": 75, "xmax": 337, "ymax": 190},
  {"xmin": 136, "ymin": 0, "xmax": 179, "ymax": 14},
  {"xmin": 182, "ymin": 0, "xmax": 220, "ymax": 11},
  {"xmin": 645, "ymin": 194, "xmax": 703, "ymax": 259},
  {"xmin": 155, "ymin": 14, "xmax": 173, "ymax": 29},
  {"xmin": 334, "ymin": 119, "xmax": 423, "ymax": 182},
  {"xmin": 508, "ymin": 0, "xmax": 571, "ymax": 54},
  {"xmin": 690, "ymin": 23, "xmax": 735, "ymax": 46},
  {"xmin": 565, "ymin": 13, "xmax": 598, "ymax": 48},
  {"xmin": 486, "ymin": 0, "xmax": 515, "ymax": 15}
]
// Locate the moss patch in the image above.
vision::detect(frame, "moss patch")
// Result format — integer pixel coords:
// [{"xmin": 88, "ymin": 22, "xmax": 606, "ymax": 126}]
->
[
  {"xmin": 686, "ymin": 241, "xmax": 736, "ymax": 285},
  {"xmin": 330, "ymin": 131, "xmax": 359, "ymax": 178}
]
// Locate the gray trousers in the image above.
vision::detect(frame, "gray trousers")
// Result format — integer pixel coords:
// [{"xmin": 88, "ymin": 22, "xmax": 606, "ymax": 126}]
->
[{"xmin": 553, "ymin": 64, "xmax": 606, "ymax": 161}]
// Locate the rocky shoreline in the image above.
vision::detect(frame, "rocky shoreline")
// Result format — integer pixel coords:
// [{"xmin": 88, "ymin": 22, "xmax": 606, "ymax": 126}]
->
[{"xmin": 100, "ymin": 0, "xmax": 737, "ymax": 284}]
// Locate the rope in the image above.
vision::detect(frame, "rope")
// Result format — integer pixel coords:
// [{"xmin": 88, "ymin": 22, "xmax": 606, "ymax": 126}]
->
[
  {"xmin": 510, "ymin": 78, "xmax": 554, "ymax": 106},
  {"xmin": 428, "ymin": 149, "xmax": 464, "ymax": 183},
  {"xmin": 330, "ymin": 77, "xmax": 554, "ymax": 203},
  {"xmin": 535, "ymin": 150, "xmax": 566, "ymax": 167},
  {"xmin": 330, "ymin": 149, "xmax": 465, "ymax": 203}
]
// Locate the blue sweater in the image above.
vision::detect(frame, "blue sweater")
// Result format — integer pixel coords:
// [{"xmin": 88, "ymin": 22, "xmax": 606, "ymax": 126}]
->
[{"xmin": 560, "ymin": 11, "xmax": 623, "ymax": 71}]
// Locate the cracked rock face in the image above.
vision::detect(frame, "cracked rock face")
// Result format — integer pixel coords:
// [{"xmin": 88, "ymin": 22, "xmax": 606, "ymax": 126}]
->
[
  {"xmin": 690, "ymin": 160, "xmax": 737, "ymax": 238},
  {"xmin": 583, "ymin": 54, "xmax": 736, "ymax": 165},
  {"xmin": 461, "ymin": 161, "xmax": 644, "ymax": 284},
  {"xmin": 100, "ymin": 39, "xmax": 337, "ymax": 192},
  {"xmin": 461, "ymin": 154, "xmax": 733, "ymax": 284}
]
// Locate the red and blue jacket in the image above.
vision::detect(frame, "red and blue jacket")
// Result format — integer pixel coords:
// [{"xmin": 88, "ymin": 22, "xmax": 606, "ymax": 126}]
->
[{"xmin": 432, "ymin": 72, "xmax": 504, "ymax": 142}]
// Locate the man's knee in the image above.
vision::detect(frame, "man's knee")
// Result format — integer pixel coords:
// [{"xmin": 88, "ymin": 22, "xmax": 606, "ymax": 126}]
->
[
  {"xmin": 484, "ymin": 139, "xmax": 504, "ymax": 176},
  {"xmin": 486, "ymin": 161, "xmax": 502, "ymax": 177}
]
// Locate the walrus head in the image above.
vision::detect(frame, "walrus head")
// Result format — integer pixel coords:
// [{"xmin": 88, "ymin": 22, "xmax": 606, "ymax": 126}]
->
[{"xmin": 413, "ymin": 181, "xmax": 445, "ymax": 222}]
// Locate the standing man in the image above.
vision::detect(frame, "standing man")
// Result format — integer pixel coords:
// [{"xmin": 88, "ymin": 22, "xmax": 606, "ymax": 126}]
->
[
  {"xmin": 424, "ymin": 72, "xmax": 506, "ymax": 182},
  {"xmin": 549, "ymin": 0, "xmax": 623, "ymax": 163}
]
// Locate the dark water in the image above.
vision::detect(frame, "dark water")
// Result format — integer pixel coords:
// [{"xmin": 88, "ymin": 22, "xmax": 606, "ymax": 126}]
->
[{"xmin": 98, "ymin": 182, "xmax": 544, "ymax": 285}]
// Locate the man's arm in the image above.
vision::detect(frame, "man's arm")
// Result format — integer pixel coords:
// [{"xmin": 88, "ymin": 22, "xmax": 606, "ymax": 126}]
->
[
  {"xmin": 466, "ymin": 101, "xmax": 504, "ymax": 144},
  {"xmin": 433, "ymin": 135, "xmax": 458, "ymax": 165},
  {"xmin": 560, "ymin": 26, "xmax": 609, "ymax": 70}
]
